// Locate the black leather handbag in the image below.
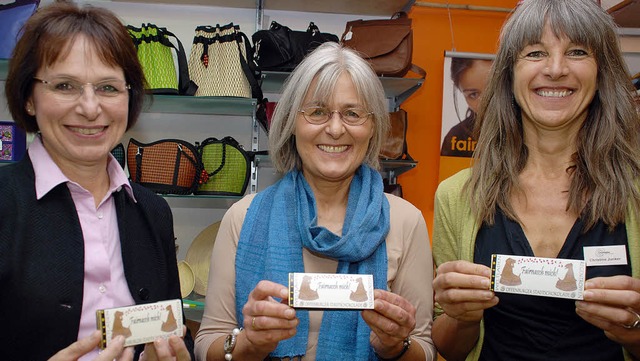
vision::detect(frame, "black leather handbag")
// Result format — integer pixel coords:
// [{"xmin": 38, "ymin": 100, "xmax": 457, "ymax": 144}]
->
[{"xmin": 252, "ymin": 21, "xmax": 338, "ymax": 72}]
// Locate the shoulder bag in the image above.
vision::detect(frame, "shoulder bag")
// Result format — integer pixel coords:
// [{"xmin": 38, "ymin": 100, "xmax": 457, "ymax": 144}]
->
[
  {"xmin": 341, "ymin": 12, "xmax": 425, "ymax": 78},
  {"xmin": 127, "ymin": 23, "xmax": 195, "ymax": 95},
  {"xmin": 127, "ymin": 138, "xmax": 203, "ymax": 195},
  {"xmin": 379, "ymin": 109, "xmax": 412, "ymax": 160},
  {"xmin": 252, "ymin": 21, "xmax": 339, "ymax": 72},
  {"xmin": 195, "ymin": 136, "xmax": 250, "ymax": 196},
  {"xmin": 188, "ymin": 23, "xmax": 262, "ymax": 99}
]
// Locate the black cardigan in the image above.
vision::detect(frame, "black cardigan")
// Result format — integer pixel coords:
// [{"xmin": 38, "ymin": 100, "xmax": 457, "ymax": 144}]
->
[{"xmin": 0, "ymin": 156, "xmax": 194, "ymax": 360}]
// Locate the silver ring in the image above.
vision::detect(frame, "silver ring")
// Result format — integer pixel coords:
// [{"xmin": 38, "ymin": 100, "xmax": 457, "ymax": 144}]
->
[{"xmin": 623, "ymin": 309, "xmax": 640, "ymax": 329}]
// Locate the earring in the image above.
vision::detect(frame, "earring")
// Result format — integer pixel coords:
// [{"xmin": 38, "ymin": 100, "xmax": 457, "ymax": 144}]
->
[{"xmin": 26, "ymin": 106, "xmax": 34, "ymax": 115}]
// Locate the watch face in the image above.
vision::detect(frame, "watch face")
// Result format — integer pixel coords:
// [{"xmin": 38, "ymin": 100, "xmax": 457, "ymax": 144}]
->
[{"xmin": 224, "ymin": 334, "xmax": 233, "ymax": 353}]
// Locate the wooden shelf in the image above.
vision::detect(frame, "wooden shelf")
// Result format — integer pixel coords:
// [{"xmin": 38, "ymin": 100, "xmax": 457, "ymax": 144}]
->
[{"xmin": 110, "ymin": 0, "xmax": 416, "ymax": 16}]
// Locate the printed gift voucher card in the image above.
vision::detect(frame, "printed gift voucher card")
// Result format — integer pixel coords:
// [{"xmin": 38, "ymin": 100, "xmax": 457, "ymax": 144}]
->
[
  {"xmin": 491, "ymin": 254, "xmax": 586, "ymax": 300},
  {"xmin": 96, "ymin": 299, "xmax": 183, "ymax": 349},
  {"xmin": 288, "ymin": 273, "xmax": 374, "ymax": 310}
]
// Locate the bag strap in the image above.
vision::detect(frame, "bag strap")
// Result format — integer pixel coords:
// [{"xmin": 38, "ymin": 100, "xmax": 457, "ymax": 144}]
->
[
  {"xmin": 409, "ymin": 64, "xmax": 427, "ymax": 79},
  {"xmin": 235, "ymin": 31, "xmax": 264, "ymax": 100},
  {"xmin": 135, "ymin": 146, "xmax": 144, "ymax": 183},
  {"xmin": 157, "ymin": 26, "xmax": 197, "ymax": 95}
]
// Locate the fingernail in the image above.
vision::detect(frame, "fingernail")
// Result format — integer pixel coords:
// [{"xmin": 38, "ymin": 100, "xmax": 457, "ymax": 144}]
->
[
  {"xmin": 280, "ymin": 288, "xmax": 289, "ymax": 298},
  {"xmin": 285, "ymin": 308, "xmax": 295, "ymax": 318},
  {"xmin": 480, "ymin": 279, "xmax": 490, "ymax": 289},
  {"xmin": 585, "ymin": 280, "xmax": 594, "ymax": 288},
  {"xmin": 583, "ymin": 290, "xmax": 593, "ymax": 300}
]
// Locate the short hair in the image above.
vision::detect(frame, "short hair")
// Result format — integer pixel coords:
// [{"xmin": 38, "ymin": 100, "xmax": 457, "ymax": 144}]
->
[
  {"xmin": 268, "ymin": 42, "xmax": 389, "ymax": 173},
  {"xmin": 469, "ymin": 0, "xmax": 640, "ymax": 230},
  {"xmin": 4, "ymin": 0, "xmax": 146, "ymax": 133}
]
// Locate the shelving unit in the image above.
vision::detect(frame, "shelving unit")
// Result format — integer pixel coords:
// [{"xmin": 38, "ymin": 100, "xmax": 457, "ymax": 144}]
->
[{"xmin": 112, "ymin": 0, "xmax": 416, "ymax": 16}]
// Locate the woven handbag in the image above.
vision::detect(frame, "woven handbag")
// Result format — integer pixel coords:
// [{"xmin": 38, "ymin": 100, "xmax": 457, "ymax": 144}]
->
[
  {"xmin": 127, "ymin": 23, "xmax": 194, "ymax": 95},
  {"xmin": 110, "ymin": 143, "xmax": 126, "ymax": 169},
  {"xmin": 0, "ymin": 0, "xmax": 40, "ymax": 59},
  {"xmin": 127, "ymin": 138, "xmax": 203, "ymax": 195},
  {"xmin": 195, "ymin": 136, "xmax": 250, "ymax": 196},
  {"xmin": 188, "ymin": 23, "xmax": 262, "ymax": 98}
]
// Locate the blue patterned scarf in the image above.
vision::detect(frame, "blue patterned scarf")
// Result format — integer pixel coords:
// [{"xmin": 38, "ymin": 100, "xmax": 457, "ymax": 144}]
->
[{"xmin": 235, "ymin": 164, "xmax": 390, "ymax": 360}]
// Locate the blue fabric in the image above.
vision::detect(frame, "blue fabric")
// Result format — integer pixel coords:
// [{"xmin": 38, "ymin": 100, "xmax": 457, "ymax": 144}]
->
[{"xmin": 235, "ymin": 164, "xmax": 390, "ymax": 360}]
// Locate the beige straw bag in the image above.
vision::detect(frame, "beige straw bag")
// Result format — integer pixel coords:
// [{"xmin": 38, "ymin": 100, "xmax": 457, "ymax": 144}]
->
[{"xmin": 187, "ymin": 23, "xmax": 261, "ymax": 98}]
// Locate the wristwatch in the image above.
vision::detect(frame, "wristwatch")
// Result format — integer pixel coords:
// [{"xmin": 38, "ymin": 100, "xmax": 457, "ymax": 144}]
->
[
  {"xmin": 374, "ymin": 337, "xmax": 411, "ymax": 361},
  {"xmin": 223, "ymin": 327, "xmax": 242, "ymax": 361}
]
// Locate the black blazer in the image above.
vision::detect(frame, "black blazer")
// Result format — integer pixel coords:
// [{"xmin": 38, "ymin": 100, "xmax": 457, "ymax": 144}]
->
[{"xmin": 0, "ymin": 156, "xmax": 194, "ymax": 360}]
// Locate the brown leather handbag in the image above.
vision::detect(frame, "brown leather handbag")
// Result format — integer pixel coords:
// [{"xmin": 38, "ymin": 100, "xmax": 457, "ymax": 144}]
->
[
  {"xmin": 380, "ymin": 109, "xmax": 411, "ymax": 160},
  {"xmin": 341, "ymin": 12, "xmax": 425, "ymax": 78}
]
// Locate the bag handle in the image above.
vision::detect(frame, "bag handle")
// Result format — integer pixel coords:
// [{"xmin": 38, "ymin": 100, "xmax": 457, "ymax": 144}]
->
[{"xmin": 200, "ymin": 137, "xmax": 227, "ymax": 177}]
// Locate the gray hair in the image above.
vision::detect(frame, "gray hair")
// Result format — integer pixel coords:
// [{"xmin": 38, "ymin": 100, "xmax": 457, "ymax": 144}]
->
[
  {"xmin": 468, "ymin": 0, "xmax": 640, "ymax": 230},
  {"xmin": 268, "ymin": 42, "xmax": 389, "ymax": 173}
]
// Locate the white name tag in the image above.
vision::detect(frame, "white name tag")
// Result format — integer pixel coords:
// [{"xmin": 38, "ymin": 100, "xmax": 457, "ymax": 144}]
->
[{"xmin": 583, "ymin": 245, "xmax": 628, "ymax": 266}]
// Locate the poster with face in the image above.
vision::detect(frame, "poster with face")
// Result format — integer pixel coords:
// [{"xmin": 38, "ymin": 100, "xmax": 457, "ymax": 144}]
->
[{"xmin": 439, "ymin": 52, "xmax": 494, "ymax": 182}]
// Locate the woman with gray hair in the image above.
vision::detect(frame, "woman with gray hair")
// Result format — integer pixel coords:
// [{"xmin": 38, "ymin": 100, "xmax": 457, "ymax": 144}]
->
[
  {"xmin": 432, "ymin": 0, "xmax": 640, "ymax": 360},
  {"xmin": 195, "ymin": 42, "xmax": 435, "ymax": 361}
]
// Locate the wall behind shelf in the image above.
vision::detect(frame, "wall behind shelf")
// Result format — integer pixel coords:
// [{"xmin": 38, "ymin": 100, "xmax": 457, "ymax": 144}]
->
[{"xmin": 35, "ymin": 0, "xmax": 383, "ymax": 261}]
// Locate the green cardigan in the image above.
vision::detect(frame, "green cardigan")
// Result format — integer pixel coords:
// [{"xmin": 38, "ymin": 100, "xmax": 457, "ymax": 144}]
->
[{"xmin": 432, "ymin": 168, "xmax": 640, "ymax": 361}]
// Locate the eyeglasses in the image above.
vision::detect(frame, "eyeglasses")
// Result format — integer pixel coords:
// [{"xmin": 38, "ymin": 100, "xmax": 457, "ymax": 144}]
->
[
  {"xmin": 33, "ymin": 77, "xmax": 130, "ymax": 103},
  {"xmin": 299, "ymin": 106, "xmax": 372, "ymax": 126}
]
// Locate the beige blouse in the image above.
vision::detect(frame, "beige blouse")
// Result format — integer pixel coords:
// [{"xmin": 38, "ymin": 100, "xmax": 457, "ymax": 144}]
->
[{"xmin": 194, "ymin": 193, "xmax": 435, "ymax": 361}]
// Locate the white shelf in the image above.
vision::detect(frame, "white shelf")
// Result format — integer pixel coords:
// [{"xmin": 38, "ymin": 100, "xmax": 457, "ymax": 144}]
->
[{"xmin": 111, "ymin": 0, "xmax": 416, "ymax": 16}]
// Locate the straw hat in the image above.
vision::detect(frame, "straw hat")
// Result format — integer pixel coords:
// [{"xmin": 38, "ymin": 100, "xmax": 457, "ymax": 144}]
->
[
  {"xmin": 185, "ymin": 221, "xmax": 221, "ymax": 295},
  {"xmin": 177, "ymin": 260, "xmax": 195, "ymax": 298}
]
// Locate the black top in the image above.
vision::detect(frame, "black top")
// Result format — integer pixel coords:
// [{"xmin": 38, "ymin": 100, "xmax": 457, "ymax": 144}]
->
[
  {"xmin": 0, "ymin": 156, "xmax": 194, "ymax": 360},
  {"xmin": 475, "ymin": 208, "xmax": 630, "ymax": 361}
]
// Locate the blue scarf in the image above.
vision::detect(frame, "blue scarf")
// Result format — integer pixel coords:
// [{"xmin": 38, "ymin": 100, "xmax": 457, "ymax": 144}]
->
[{"xmin": 235, "ymin": 164, "xmax": 390, "ymax": 360}]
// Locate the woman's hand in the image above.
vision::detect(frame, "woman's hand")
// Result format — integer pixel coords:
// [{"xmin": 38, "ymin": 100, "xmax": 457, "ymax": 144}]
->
[
  {"xmin": 433, "ymin": 260, "xmax": 499, "ymax": 323},
  {"xmin": 362, "ymin": 289, "xmax": 416, "ymax": 359},
  {"xmin": 48, "ymin": 330, "xmax": 133, "ymax": 361},
  {"xmin": 241, "ymin": 280, "xmax": 299, "ymax": 356},
  {"xmin": 140, "ymin": 326, "xmax": 191, "ymax": 361},
  {"xmin": 576, "ymin": 275, "xmax": 640, "ymax": 355}
]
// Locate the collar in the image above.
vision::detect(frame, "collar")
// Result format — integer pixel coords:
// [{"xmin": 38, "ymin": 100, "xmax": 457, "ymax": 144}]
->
[{"xmin": 29, "ymin": 135, "xmax": 135, "ymax": 202}]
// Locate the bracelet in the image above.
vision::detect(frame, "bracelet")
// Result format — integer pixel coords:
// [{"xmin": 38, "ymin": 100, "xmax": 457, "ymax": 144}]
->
[
  {"xmin": 373, "ymin": 337, "xmax": 411, "ymax": 361},
  {"xmin": 223, "ymin": 327, "xmax": 243, "ymax": 361}
]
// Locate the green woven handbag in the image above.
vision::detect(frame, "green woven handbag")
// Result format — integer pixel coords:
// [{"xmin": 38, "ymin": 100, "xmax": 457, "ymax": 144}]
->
[
  {"xmin": 195, "ymin": 136, "xmax": 250, "ymax": 196},
  {"xmin": 127, "ymin": 23, "xmax": 194, "ymax": 95}
]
